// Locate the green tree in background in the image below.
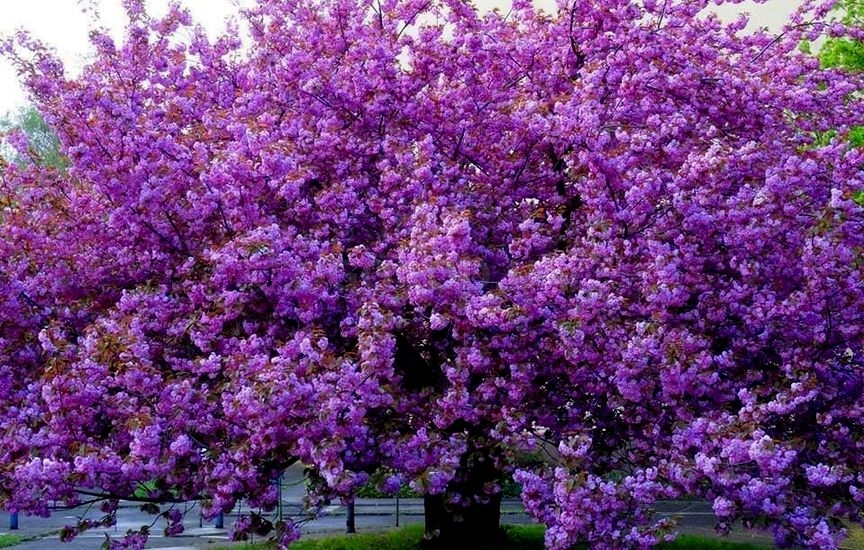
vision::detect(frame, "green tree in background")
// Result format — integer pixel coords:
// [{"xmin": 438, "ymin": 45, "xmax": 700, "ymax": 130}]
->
[
  {"xmin": 0, "ymin": 107, "xmax": 66, "ymax": 169},
  {"xmin": 821, "ymin": 0, "xmax": 864, "ymax": 71},
  {"xmin": 819, "ymin": 0, "xmax": 864, "ymax": 148}
]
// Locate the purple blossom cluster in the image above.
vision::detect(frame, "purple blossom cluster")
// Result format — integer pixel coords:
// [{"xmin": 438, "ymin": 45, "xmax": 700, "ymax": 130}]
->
[{"xmin": 2, "ymin": 0, "xmax": 864, "ymax": 548}]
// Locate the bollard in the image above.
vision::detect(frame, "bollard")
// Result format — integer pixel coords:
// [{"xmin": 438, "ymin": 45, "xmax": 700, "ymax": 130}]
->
[
  {"xmin": 215, "ymin": 512, "xmax": 224, "ymax": 529},
  {"xmin": 346, "ymin": 500, "xmax": 356, "ymax": 534},
  {"xmin": 274, "ymin": 475, "xmax": 283, "ymax": 523},
  {"xmin": 395, "ymin": 495, "xmax": 400, "ymax": 527},
  {"xmin": 9, "ymin": 511, "xmax": 18, "ymax": 530}
]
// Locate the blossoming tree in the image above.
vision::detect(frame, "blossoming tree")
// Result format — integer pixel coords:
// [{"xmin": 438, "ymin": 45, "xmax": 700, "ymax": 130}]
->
[{"xmin": 2, "ymin": 0, "xmax": 864, "ymax": 548}]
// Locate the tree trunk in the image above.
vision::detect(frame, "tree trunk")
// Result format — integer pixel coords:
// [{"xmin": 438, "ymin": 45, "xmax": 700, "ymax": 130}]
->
[{"xmin": 421, "ymin": 492, "xmax": 502, "ymax": 549}]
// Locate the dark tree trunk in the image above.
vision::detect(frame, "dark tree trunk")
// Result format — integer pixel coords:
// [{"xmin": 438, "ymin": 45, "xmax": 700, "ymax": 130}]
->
[{"xmin": 421, "ymin": 491, "xmax": 502, "ymax": 549}]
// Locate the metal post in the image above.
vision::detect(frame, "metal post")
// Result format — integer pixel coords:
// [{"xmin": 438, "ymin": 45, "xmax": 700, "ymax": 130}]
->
[
  {"xmin": 346, "ymin": 500, "xmax": 356, "ymax": 534},
  {"xmin": 9, "ymin": 512, "xmax": 18, "ymax": 530},
  {"xmin": 215, "ymin": 512, "xmax": 224, "ymax": 529},
  {"xmin": 395, "ymin": 495, "xmax": 400, "ymax": 527},
  {"xmin": 274, "ymin": 474, "xmax": 283, "ymax": 523}
]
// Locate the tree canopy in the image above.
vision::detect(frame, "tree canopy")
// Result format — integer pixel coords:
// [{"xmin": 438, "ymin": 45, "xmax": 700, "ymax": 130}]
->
[{"xmin": 1, "ymin": 1, "xmax": 864, "ymax": 549}]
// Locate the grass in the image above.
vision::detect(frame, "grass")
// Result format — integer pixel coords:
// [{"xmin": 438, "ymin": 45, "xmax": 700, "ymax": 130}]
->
[
  {"xmin": 0, "ymin": 534, "xmax": 21, "ymax": 548},
  {"xmin": 220, "ymin": 525, "xmax": 772, "ymax": 550},
  {"xmin": 658, "ymin": 535, "xmax": 769, "ymax": 550},
  {"xmin": 846, "ymin": 525, "xmax": 864, "ymax": 550},
  {"xmin": 291, "ymin": 525, "xmax": 427, "ymax": 550}
]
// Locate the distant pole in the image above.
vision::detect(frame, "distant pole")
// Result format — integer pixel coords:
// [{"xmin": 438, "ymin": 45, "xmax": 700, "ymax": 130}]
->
[
  {"xmin": 274, "ymin": 474, "xmax": 283, "ymax": 523},
  {"xmin": 346, "ymin": 499, "xmax": 356, "ymax": 534},
  {"xmin": 215, "ymin": 512, "xmax": 224, "ymax": 529},
  {"xmin": 9, "ymin": 512, "xmax": 18, "ymax": 530}
]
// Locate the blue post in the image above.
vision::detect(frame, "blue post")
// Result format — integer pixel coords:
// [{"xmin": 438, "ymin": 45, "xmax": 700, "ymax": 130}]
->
[
  {"xmin": 274, "ymin": 475, "xmax": 283, "ymax": 522},
  {"xmin": 215, "ymin": 512, "xmax": 224, "ymax": 529},
  {"xmin": 9, "ymin": 511, "xmax": 18, "ymax": 530},
  {"xmin": 346, "ymin": 499, "xmax": 356, "ymax": 534}
]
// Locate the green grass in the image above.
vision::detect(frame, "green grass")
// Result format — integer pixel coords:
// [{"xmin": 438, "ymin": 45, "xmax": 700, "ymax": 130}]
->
[
  {"xmin": 846, "ymin": 525, "xmax": 864, "ymax": 550},
  {"xmin": 291, "ymin": 525, "xmax": 427, "ymax": 550},
  {"xmin": 658, "ymin": 535, "xmax": 769, "ymax": 550},
  {"xmin": 0, "ymin": 534, "xmax": 21, "ymax": 548},
  {"xmin": 220, "ymin": 524, "xmax": 771, "ymax": 550}
]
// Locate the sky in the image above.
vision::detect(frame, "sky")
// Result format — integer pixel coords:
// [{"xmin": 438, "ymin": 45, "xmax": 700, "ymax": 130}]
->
[
  {"xmin": 0, "ymin": 0, "xmax": 248, "ymax": 115},
  {"xmin": 0, "ymin": 0, "xmax": 806, "ymax": 117}
]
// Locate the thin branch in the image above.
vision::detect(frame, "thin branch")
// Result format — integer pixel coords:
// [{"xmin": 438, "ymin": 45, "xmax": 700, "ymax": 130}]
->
[
  {"xmin": 655, "ymin": 0, "xmax": 668, "ymax": 31},
  {"xmin": 749, "ymin": 21, "xmax": 827, "ymax": 66},
  {"xmin": 75, "ymin": 489, "xmax": 199, "ymax": 504},
  {"xmin": 569, "ymin": 1, "xmax": 586, "ymax": 77},
  {"xmin": 396, "ymin": 1, "xmax": 433, "ymax": 39}
]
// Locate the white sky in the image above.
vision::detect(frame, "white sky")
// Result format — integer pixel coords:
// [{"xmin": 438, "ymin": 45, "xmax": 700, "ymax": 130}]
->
[
  {"xmin": 0, "ymin": 0, "xmax": 804, "ymax": 117},
  {"xmin": 0, "ymin": 0, "xmax": 248, "ymax": 116}
]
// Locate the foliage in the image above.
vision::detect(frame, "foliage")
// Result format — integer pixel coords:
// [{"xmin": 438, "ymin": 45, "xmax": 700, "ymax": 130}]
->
[
  {"xmin": 0, "ymin": 107, "xmax": 67, "ymax": 169},
  {"xmin": 356, "ymin": 455, "xmax": 541, "ymax": 497},
  {"xmin": 820, "ymin": 0, "xmax": 864, "ymax": 69},
  {"xmin": 356, "ymin": 476, "xmax": 517, "ymax": 498},
  {"xmin": 816, "ymin": 0, "xmax": 864, "ymax": 206},
  {"xmin": 2, "ymin": 1, "xmax": 864, "ymax": 549},
  {"xmin": 355, "ymin": 482, "xmax": 417, "ymax": 499},
  {"xmin": 820, "ymin": 37, "xmax": 864, "ymax": 70}
]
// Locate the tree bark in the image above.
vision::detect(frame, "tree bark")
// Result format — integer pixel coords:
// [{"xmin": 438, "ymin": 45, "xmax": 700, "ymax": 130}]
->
[{"xmin": 421, "ymin": 492, "xmax": 502, "ymax": 549}]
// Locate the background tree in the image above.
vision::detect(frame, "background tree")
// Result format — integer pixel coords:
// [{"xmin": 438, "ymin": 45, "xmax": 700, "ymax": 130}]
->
[
  {"xmin": 816, "ymin": 0, "xmax": 864, "ymax": 151},
  {"xmin": 821, "ymin": 0, "xmax": 864, "ymax": 70},
  {"xmin": 0, "ymin": 107, "xmax": 67, "ymax": 169},
  {"xmin": 1, "ymin": 1, "xmax": 864, "ymax": 549}
]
